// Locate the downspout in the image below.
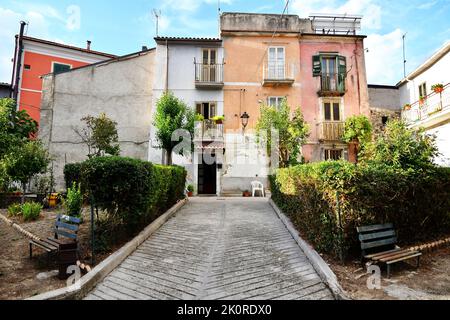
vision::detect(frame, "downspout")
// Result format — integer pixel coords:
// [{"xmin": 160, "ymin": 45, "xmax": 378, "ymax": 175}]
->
[
  {"xmin": 165, "ymin": 40, "xmax": 169, "ymax": 93},
  {"xmin": 12, "ymin": 21, "xmax": 27, "ymax": 101},
  {"xmin": 354, "ymin": 39, "xmax": 362, "ymax": 115}
]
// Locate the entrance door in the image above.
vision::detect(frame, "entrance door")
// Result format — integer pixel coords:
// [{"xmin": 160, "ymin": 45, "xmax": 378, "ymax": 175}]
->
[{"xmin": 198, "ymin": 155, "xmax": 217, "ymax": 195}]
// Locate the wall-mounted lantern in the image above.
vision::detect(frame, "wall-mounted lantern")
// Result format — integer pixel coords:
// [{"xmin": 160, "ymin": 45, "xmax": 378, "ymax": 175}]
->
[{"xmin": 240, "ymin": 112, "xmax": 250, "ymax": 130}]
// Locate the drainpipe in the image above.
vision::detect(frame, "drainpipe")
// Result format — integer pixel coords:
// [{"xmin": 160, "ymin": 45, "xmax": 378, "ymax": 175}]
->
[
  {"xmin": 12, "ymin": 21, "xmax": 27, "ymax": 101},
  {"xmin": 165, "ymin": 40, "xmax": 169, "ymax": 93},
  {"xmin": 354, "ymin": 39, "xmax": 362, "ymax": 115}
]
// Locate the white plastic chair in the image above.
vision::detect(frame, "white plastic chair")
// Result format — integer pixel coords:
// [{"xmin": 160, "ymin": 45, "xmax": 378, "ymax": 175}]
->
[{"xmin": 251, "ymin": 181, "xmax": 265, "ymax": 198}]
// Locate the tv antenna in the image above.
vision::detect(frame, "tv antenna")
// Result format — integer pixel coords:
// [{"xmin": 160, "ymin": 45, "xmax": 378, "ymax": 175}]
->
[
  {"xmin": 402, "ymin": 33, "xmax": 407, "ymax": 78},
  {"xmin": 152, "ymin": 9, "xmax": 161, "ymax": 37}
]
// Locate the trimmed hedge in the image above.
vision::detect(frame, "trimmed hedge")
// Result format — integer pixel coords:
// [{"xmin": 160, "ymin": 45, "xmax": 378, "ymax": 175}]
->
[
  {"xmin": 64, "ymin": 162, "xmax": 83, "ymax": 190},
  {"xmin": 270, "ymin": 162, "xmax": 450, "ymax": 259},
  {"xmin": 64, "ymin": 157, "xmax": 186, "ymax": 235}
]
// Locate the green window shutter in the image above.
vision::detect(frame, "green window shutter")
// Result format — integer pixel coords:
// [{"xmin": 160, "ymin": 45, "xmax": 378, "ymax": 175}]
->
[
  {"xmin": 53, "ymin": 63, "xmax": 71, "ymax": 74},
  {"xmin": 338, "ymin": 56, "xmax": 347, "ymax": 76},
  {"xmin": 312, "ymin": 55, "xmax": 321, "ymax": 77},
  {"xmin": 338, "ymin": 56, "xmax": 347, "ymax": 91}
]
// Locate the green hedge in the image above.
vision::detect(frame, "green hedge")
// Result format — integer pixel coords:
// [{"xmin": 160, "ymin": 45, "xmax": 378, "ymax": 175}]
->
[
  {"xmin": 64, "ymin": 162, "xmax": 83, "ymax": 190},
  {"xmin": 270, "ymin": 162, "xmax": 450, "ymax": 259},
  {"xmin": 64, "ymin": 157, "xmax": 186, "ymax": 236}
]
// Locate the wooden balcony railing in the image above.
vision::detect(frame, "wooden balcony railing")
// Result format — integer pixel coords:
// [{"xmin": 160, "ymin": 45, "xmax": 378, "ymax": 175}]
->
[
  {"xmin": 194, "ymin": 120, "xmax": 224, "ymax": 141},
  {"xmin": 194, "ymin": 62, "xmax": 224, "ymax": 88},
  {"xmin": 317, "ymin": 121, "xmax": 345, "ymax": 141}
]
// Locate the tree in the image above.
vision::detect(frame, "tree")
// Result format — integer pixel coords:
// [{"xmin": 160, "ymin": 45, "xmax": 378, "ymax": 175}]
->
[
  {"xmin": 3, "ymin": 140, "xmax": 51, "ymax": 203},
  {"xmin": 0, "ymin": 98, "xmax": 38, "ymax": 158},
  {"xmin": 361, "ymin": 119, "xmax": 438, "ymax": 171},
  {"xmin": 75, "ymin": 113, "xmax": 120, "ymax": 158},
  {"xmin": 153, "ymin": 92, "xmax": 195, "ymax": 165},
  {"xmin": 256, "ymin": 99, "xmax": 310, "ymax": 168},
  {"xmin": 342, "ymin": 115, "xmax": 373, "ymax": 162}
]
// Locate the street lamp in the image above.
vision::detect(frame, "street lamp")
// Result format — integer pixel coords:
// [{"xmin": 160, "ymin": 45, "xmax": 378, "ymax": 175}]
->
[{"xmin": 240, "ymin": 112, "xmax": 250, "ymax": 130}]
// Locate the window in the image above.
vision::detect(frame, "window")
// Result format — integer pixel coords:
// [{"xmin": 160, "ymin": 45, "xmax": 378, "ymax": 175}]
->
[
  {"xmin": 268, "ymin": 47, "xmax": 285, "ymax": 79},
  {"xmin": 419, "ymin": 82, "xmax": 427, "ymax": 98},
  {"xmin": 323, "ymin": 101, "xmax": 341, "ymax": 121},
  {"xmin": 268, "ymin": 97, "xmax": 285, "ymax": 109},
  {"xmin": 324, "ymin": 149, "xmax": 343, "ymax": 161},
  {"xmin": 201, "ymin": 49, "xmax": 217, "ymax": 82},
  {"xmin": 382, "ymin": 116, "xmax": 389, "ymax": 126},
  {"xmin": 24, "ymin": 64, "xmax": 31, "ymax": 70},
  {"xmin": 196, "ymin": 102, "xmax": 217, "ymax": 119},
  {"xmin": 52, "ymin": 62, "xmax": 71, "ymax": 74}
]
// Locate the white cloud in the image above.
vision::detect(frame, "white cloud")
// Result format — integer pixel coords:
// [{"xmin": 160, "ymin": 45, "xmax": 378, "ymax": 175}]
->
[
  {"xmin": 365, "ymin": 29, "xmax": 404, "ymax": 84},
  {"xmin": 291, "ymin": 0, "xmax": 382, "ymax": 30},
  {"xmin": 417, "ymin": 1, "xmax": 437, "ymax": 10}
]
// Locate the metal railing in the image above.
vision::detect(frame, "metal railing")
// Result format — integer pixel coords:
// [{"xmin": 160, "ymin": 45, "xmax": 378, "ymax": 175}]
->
[
  {"xmin": 263, "ymin": 62, "xmax": 295, "ymax": 81},
  {"xmin": 195, "ymin": 62, "xmax": 224, "ymax": 84},
  {"xmin": 402, "ymin": 83, "xmax": 450, "ymax": 124},
  {"xmin": 194, "ymin": 120, "xmax": 224, "ymax": 141},
  {"xmin": 317, "ymin": 121, "xmax": 345, "ymax": 141},
  {"xmin": 319, "ymin": 73, "xmax": 346, "ymax": 93}
]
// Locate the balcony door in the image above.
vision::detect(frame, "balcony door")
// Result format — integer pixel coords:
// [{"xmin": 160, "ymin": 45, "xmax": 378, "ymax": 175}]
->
[
  {"xmin": 202, "ymin": 49, "xmax": 217, "ymax": 82},
  {"xmin": 268, "ymin": 47, "xmax": 285, "ymax": 79},
  {"xmin": 196, "ymin": 102, "xmax": 216, "ymax": 120},
  {"xmin": 323, "ymin": 101, "xmax": 341, "ymax": 122},
  {"xmin": 321, "ymin": 57, "xmax": 337, "ymax": 91}
]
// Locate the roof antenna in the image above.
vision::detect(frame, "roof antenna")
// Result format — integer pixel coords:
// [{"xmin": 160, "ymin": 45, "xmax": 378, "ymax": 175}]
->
[
  {"xmin": 152, "ymin": 9, "xmax": 161, "ymax": 37},
  {"xmin": 402, "ymin": 33, "xmax": 407, "ymax": 78}
]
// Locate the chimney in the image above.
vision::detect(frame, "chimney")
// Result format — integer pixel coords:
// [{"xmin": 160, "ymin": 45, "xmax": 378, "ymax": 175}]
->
[{"xmin": 87, "ymin": 40, "xmax": 91, "ymax": 51}]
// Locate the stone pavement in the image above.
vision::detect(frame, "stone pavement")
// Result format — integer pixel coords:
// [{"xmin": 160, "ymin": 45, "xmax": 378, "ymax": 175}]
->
[{"xmin": 84, "ymin": 198, "xmax": 334, "ymax": 300}]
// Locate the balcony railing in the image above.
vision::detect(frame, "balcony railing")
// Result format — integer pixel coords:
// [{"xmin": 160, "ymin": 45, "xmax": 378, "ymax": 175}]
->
[
  {"xmin": 317, "ymin": 121, "xmax": 345, "ymax": 141},
  {"xmin": 262, "ymin": 62, "xmax": 295, "ymax": 86},
  {"xmin": 195, "ymin": 62, "xmax": 224, "ymax": 89},
  {"xmin": 318, "ymin": 73, "xmax": 346, "ymax": 96},
  {"xmin": 402, "ymin": 83, "xmax": 450, "ymax": 125},
  {"xmin": 194, "ymin": 120, "xmax": 224, "ymax": 141}
]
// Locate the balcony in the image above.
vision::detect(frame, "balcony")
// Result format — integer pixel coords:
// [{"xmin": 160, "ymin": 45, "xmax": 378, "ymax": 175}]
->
[
  {"xmin": 194, "ymin": 120, "xmax": 224, "ymax": 142},
  {"xmin": 262, "ymin": 63, "xmax": 295, "ymax": 87},
  {"xmin": 402, "ymin": 83, "xmax": 450, "ymax": 128},
  {"xmin": 317, "ymin": 121, "xmax": 345, "ymax": 141},
  {"xmin": 195, "ymin": 62, "xmax": 224, "ymax": 89},
  {"xmin": 318, "ymin": 73, "xmax": 346, "ymax": 97}
]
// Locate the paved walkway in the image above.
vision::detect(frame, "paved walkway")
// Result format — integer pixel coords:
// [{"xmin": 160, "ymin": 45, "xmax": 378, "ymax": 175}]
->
[{"xmin": 84, "ymin": 198, "xmax": 333, "ymax": 300}]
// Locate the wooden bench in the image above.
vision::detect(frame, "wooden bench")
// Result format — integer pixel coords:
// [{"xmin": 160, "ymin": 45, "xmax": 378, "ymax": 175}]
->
[
  {"xmin": 357, "ymin": 223, "xmax": 422, "ymax": 278},
  {"xmin": 29, "ymin": 214, "xmax": 81, "ymax": 263}
]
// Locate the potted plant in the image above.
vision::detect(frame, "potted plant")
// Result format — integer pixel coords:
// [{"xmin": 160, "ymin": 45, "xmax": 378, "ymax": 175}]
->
[
  {"xmin": 212, "ymin": 115, "xmax": 225, "ymax": 125},
  {"xmin": 195, "ymin": 114, "xmax": 205, "ymax": 122},
  {"xmin": 431, "ymin": 83, "xmax": 444, "ymax": 94},
  {"xmin": 243, "ymin": 190, "xmax": 251, "ymax": 197},
  {"xmin": 419, "ymin": 96, "xmax": 426, "ymax": 106},
  {"xmin": 403, "ymin": 104, "xmax": 411, "ymax": 111},
  {"xmin": 187, "ymin": 184, "xmax": 194, "ymax": 197}
]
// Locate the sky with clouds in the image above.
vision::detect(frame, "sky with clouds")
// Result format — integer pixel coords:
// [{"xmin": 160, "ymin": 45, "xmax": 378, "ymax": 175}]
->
[{"xmin": 0, "ymin": 0, "xmax": 449, "ymax": 85}]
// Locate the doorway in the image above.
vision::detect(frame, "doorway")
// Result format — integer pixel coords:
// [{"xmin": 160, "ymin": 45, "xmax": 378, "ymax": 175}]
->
[{"xmin": 198, "ymin": 155, "xmax": 217, "ymax": 195}]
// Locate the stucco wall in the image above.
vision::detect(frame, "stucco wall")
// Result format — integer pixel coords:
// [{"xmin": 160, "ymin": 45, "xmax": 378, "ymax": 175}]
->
[
  {"xmin": 399, "ymin": 50, "xmax": 450, "ymax": 106},
  {"xmin": 39, "ymin": 50, "xmax": 155, "ymax": 190},
  {"xmin": 427, "ymin": 122, "xmax": 450, "ymax": 167},
  {"xmin": 368, "ymin": 86, "xmax": 400, "ymax": 111}
]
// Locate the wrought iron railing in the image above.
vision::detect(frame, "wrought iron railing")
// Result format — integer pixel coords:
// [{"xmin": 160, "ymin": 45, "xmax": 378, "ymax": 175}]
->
[
  {"xmin": 402, "ymin": 83, "xmax": 450, "ymax": 124},
  {"xmin": 194, "ymin": 62, "xmax": 224, "ymax": 84},
  {"xmin": 263, "ymin": 62, "xmax": 295, "ymax": 81},
  {"xmin": 319, "ymin": 72, "xmax": 346, "ymax": 93},
  {"xmin": 194, "ymin": 120, "xmax": 224, "ymax": 141}
]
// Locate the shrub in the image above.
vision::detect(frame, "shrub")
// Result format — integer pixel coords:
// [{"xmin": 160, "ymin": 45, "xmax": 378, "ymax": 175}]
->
[
  {"xmin": 64, "ymin": 182, "xmax": 83, "ymax": 217},
  {"xmin": 64, "ymin": 163, "xmax": 83, "ymax": 190},
  {"xmin": 8, "ymin": 203, "xmax": 22, "ymax": 217},
  {"xmin": 271, "ymin": 162, "xmax": 450, "ymax": 259},
  {"xmin": 79, "ymin": 157, "xmax": 186, "ymax": 236},
  {"xmin": 21, "ymin": 202, "xmax": 42, "ymax": 221}
]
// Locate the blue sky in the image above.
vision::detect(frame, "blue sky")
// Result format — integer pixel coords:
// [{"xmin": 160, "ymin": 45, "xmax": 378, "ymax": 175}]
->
[{"xmin": 0, "ymin": 0, "xmax": 449, "ymax": 85}]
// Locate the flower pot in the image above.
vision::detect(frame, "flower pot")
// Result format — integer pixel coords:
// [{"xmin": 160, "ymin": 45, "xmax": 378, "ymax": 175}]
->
[
  {"xmin": 434, "ymin": 87, "xmax": 444, "ymax": 94},
  {"xmin": 215, "ymin": 120, "xmax": 223, "ymax": 125},
  {"xmin": 404, "ymin": 105, "xmax": 411, "ymax": 111},
  {"xmin": 243, "ymin": 191, "xmax": 251, "ymax": 197},
  {"xmin": 187, "ymin": 191, "xmax": 193, "ymax": 197}
]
